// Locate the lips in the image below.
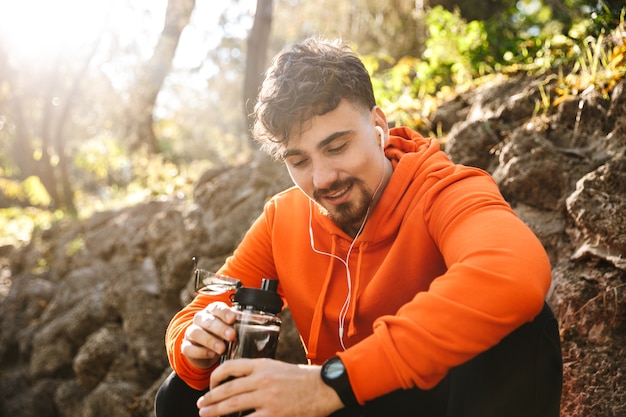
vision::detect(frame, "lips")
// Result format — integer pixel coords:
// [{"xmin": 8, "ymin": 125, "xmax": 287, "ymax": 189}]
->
[{"xmin": 321, "ymin": 183, "xmax": 352, "ymax": 205}]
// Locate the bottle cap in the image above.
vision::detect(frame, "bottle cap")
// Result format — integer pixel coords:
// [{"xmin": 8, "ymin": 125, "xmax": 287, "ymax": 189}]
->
[{"xmin": 233, "ymin": 278, "xmax": 283, "ymax": 314}]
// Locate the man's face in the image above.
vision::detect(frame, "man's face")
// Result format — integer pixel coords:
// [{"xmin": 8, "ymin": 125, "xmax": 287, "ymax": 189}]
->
[{"xmin": 281, "ymin": 100, "xmax": 390, "ymax": 236}]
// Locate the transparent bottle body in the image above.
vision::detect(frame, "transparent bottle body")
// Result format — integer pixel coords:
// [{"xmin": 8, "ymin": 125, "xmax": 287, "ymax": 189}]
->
[
  {"xmin": 220, "ymin": 307, "xmax": 281, "ymax": 417},
  {"xmin": 222, "ymin": 307, "xmax": 281, "ymax": 362}
]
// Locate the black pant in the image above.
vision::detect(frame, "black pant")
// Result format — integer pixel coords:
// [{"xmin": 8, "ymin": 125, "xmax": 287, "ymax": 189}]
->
[{"xmin": 155, "ymin": 303, "xmax": 562, "ymax": 417}]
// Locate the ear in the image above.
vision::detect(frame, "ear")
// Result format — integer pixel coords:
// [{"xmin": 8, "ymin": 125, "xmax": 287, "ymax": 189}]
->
[
  {"xmin": 371, "ymin": 106, "xmax": 389, "ymax": 136},
  {"xmin": 375, "ymin": 126, "xmax": 385, "ymax": 148},
  {"xmin": 371, "ymin": 106, "xmax": 389, "ymax": 147}
]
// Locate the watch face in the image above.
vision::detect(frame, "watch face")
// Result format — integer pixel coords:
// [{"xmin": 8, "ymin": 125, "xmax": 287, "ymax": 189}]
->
[
  {"xmin": 321, "ymin": 357, "xmax": 357, "ymax": 407},
  {"xmin": 325, "ymin": 359, "xmax": 345, "ymax": 379}
]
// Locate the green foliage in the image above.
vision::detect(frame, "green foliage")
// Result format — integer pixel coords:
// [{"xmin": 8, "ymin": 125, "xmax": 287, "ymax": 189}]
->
[
  {"xmin": 367, "ymin": 6, "xmax": 491, "ymax": 130},
  {"xmin": 72, "ymin": 151, "xmax": 210, "ymax": 218},
  {"xmin": 65, "ymin": 133, "xmax": 215, "ymax": 219},
  {"xmin": 0, "ymin": 174, "xmax": 51, "ymax": 207},
  {"xmin": 369, "ymin": 3, "xmax": 626, "ymax": 132},
  {"xmin": 74, "ymin": 136, "xmax": 128, "ymax": 183},
  {"xmin": 423, "ymin": 7, "xmax": 490, "ymax": 86},
  {"xmin": 0, "ymin": 207, "xmax": 61, "ymax": 247},
  {"xmin": 538, "ymin": 9, "xmax": 626, "ymax": 111},
  {"xmin": 583, "ymin": 0, "xmax": 625, "ymax": 36},
  {"xmin": 564, "ymin": 13, "xmax": 626, "ymax": 96}
]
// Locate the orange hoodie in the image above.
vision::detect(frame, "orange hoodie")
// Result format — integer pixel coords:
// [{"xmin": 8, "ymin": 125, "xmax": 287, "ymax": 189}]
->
[{"xmin": 165, "ymin": 127, "xmax": 552, "ymax": 403}]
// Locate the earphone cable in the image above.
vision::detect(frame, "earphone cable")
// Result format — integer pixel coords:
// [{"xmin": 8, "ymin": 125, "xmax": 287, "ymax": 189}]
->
[{"xmin": 307, "ymin": 145, "xmax": 388, "ymax": 350}]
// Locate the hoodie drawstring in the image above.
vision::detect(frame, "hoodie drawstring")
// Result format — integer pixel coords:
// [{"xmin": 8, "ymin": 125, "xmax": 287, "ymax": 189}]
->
[
  {"xmin": 306, "ymin": 235, "xmax": 370, "ymax": 359},
  {"xmin": 347, "ymin": 241, "xmax": 368, "ymax": 338},
  {"xmin": 306, "ymin": 236, "xmax": 338, "ymax": 361}
]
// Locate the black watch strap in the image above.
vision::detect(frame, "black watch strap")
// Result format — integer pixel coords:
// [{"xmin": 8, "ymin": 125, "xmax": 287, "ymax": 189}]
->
[{"xmin": 320, "ymin": 356, "xmax": 358, "ymax": 407}]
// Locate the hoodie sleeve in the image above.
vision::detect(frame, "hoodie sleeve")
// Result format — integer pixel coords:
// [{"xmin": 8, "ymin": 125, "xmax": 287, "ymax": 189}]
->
[
  {"xmin": 338, "ymin": 165, "xmax": 552, "ymax": 403},
  {"xmin": 165, "ymin": 202, "xmax": 279, "ymax": 390},
  {"xmin": 165, "ymin": 293, "xmax": 230, "ymax": 390}
]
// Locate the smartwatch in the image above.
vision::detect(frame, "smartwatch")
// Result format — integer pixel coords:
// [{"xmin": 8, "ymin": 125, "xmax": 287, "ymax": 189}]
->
[{"xmin": 320, "ymin": 356, "xmax": 358, "ymax": 407}]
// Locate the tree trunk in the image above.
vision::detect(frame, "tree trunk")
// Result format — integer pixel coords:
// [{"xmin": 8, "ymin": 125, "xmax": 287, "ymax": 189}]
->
[
  {"xmin": 127, "ymin": 0, "xmax": 196, "ymax": 153},
  {"xmin": 244, "ymin": 0, "xmax": 273, "ymax": 146}
]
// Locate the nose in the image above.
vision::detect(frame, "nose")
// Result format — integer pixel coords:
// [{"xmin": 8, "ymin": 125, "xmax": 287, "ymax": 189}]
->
[{"xmin": 312, "ymin": 159, "xmax": 338, "ymax": 190}]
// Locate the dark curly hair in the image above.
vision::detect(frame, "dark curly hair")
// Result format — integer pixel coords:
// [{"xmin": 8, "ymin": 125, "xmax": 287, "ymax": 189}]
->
[{"xmin": 252, "ymin": 37, "xmax": 376, "ymax": 159}]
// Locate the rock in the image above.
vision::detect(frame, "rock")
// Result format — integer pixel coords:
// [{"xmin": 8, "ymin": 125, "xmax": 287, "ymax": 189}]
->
[
  {"xmin": 82, "ymin": 381, "xmax": 141, "ymax": 417},
  {"xmin": 445, "ymin": 119, "xmax": 501, "ymax": 172},
  {"xmin": 492, "ymin": 128, "xmax": 589, "ymax": 210},
  {"xmin": 566, "ymin": 155, "xmax": 626, "ymax": 270},
  {"xmin": 73, "ymin": 325, "xmax": 126, "ymax": 390},
  {"xmin": 55, "ymin": 379, "xmax": 89, "ymax": 417}
]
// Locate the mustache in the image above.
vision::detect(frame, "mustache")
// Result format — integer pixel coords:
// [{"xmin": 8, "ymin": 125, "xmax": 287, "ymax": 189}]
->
[{"xmin": 313, "ymin": 178, "xmax": 355, "ymax": 201}]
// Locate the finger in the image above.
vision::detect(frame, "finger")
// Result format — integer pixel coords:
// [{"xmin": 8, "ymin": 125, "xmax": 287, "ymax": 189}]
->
[
  {"xmin": 206, "ymin": 301, "xmax": 237, "ymax": 324},
  {"xmin": 183, "ymin": 324, "xmax": 229, "ymax": 358},
  {"xmin": 209, "ymin": 358, "xmax": 268, "ymax": 389},
  {"xmin": 181, "ymin": 333, "xmax": 221, "ymax": 360},
  {"xmin": 194, "ymin": 307, "xmax": 236, "ymax": 342},
  {"xmin": 198, "ymin": 389, "xmax": 254, "ymax": 417},
  {"xmin": 199, "ymin": 370, "xmax": 257, "ymax": 415}
]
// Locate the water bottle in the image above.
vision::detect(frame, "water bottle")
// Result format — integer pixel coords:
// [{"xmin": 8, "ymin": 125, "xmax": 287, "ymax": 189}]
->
[
  {"xmin": 221, "ymin": 279, "xmax": 283, "ymax": 417},
  {"xmin": 222, "ymin": 278, "xmax": 283, "ymax": 362},
  {"xmin": 193, "ymin": 265, "xmax": 282, "ymax": 361}
]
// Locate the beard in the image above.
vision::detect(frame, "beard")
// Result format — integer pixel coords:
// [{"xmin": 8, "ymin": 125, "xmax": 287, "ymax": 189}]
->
[{"xmin": 313, "ymin": 178, "xmax": 373, "ymax": 234}]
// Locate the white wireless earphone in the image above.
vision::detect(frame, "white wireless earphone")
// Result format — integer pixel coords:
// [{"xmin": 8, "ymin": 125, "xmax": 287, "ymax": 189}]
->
[{"xmin": 375, "ymin": 126, "xmax": 385, "ymax": 148}]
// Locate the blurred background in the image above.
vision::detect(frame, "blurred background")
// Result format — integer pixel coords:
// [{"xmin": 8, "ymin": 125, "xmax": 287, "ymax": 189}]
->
[{"xmin": 1, "ymin": 0, "xmax": 624, "ymax": 247}]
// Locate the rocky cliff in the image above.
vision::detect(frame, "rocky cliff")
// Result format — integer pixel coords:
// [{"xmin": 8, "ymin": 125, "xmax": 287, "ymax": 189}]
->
[{"xmin": 1, "ymin": 75, "xmax": 624, "ymax": 417}]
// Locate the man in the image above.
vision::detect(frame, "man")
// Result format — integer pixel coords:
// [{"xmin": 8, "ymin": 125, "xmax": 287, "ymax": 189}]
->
[{"xmin": 155, "ymin": 37, "xmax": 562, "ymax": 417}]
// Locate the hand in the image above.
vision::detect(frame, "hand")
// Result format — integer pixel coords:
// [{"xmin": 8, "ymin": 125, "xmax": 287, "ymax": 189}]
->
[
  {"xmin": 181, "ymin": 301, "xmax": 237, "ymax": 369},
  {"xmin": 197, "ymin": 358, "xmax": 345, "ymax": 417}
]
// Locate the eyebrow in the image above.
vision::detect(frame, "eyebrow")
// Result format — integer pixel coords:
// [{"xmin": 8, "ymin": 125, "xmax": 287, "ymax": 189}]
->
[{"xmin": 281, "ymin": 130, "xmax": 353, "ymax": 159}]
